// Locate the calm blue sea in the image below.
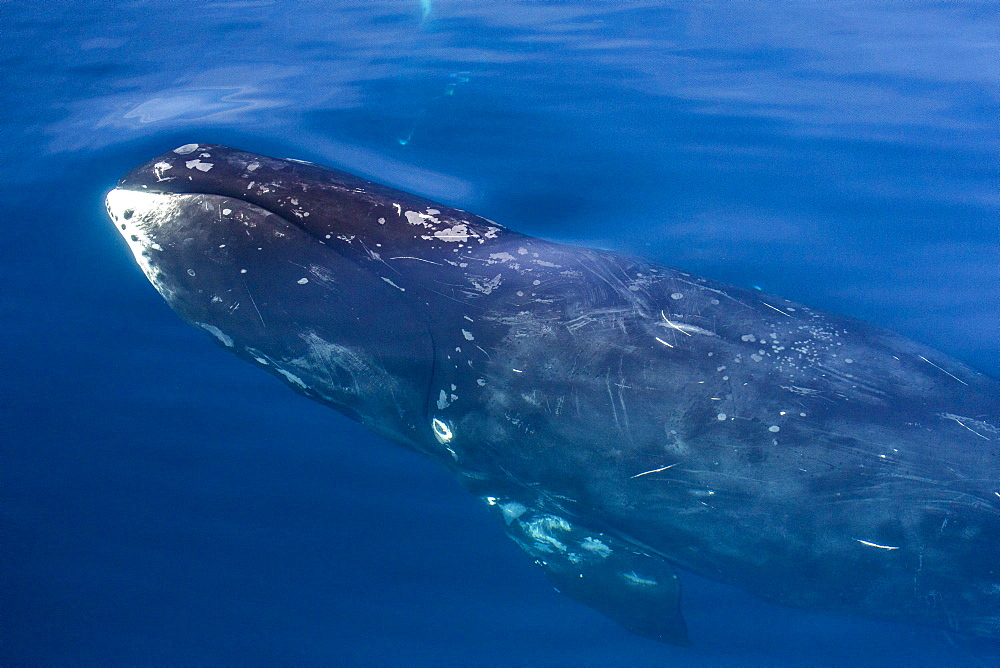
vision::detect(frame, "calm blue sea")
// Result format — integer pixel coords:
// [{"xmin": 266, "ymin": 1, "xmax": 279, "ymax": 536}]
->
[{"xmin": 2, "ymin": 1, "xmax": 998, "ymax": 664}]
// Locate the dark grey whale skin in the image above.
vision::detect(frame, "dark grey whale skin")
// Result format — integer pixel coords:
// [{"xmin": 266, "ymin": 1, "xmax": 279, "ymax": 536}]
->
[{"xmin": 108, "ymin": 144, "xmax": 1000, "ymax": 645}]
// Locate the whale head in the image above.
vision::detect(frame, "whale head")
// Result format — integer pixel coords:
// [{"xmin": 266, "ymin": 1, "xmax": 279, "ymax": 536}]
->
[{"xmin": 106, "ymin": 143, "xmax": 478, "ymax": 446}]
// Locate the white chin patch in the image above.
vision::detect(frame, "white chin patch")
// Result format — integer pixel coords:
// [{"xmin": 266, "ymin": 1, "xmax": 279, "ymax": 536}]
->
[
  {"xmin": 106, "ymin": 188, "xmax": 173, "ymax": 231},
  {"xmin": 105, "ymin": 188, "xmax": 177, "ymax": 297}
]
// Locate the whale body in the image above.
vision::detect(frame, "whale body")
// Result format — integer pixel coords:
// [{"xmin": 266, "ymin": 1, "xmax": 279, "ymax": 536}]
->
[{"xmin": 107, "ymin": 144, "xmax": 1000, "ymax": 645}]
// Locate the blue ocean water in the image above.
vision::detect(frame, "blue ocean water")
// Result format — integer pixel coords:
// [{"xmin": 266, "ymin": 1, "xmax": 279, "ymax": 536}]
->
[{"xmin": 2, "ymin": 1, "xmax": 998, "ymax": 664}]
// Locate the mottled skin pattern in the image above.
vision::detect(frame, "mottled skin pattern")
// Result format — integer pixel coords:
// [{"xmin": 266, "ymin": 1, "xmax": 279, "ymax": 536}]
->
[{"xmin": 108, "ymin": 144, "xmax": 1000, "ymax": 644}]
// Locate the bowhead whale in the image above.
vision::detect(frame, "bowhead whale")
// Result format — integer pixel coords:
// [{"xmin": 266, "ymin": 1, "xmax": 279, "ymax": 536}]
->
[{"xmin": 106, "ymin": 144, "xmax": 1000, "ymax": 645}]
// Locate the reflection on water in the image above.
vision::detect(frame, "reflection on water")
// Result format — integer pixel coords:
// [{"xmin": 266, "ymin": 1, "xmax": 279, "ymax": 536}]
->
[
  {"xmin": 123, "ymin": 88, "xmax": 260, "ymax": 123},
  {"xmin": 9, "ymin": 1, "xmax": 992, "ymax": 156}
]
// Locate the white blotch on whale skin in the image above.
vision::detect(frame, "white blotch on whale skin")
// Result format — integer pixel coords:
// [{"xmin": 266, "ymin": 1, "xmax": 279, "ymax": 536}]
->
[
  {"xmin": 499, "ymin": 501, "xmax": 527, "ymax": 525},
  {"xmin": 196, "ymin": 322, "xmax": 233, "ymax": 347},
  {"xmin": 622, "ymin": 572, "xmax": 658, "ymax": 587},
  {"xmin": 173, "ymin": 144, "xmax": 199, "ymax": 154},
  {"xmin": 429, "ymin": 224, "xmax": 471, "ymax": 242},
  {"xmin": 469, "ymin": 274, "xmax": 503, "ymax": 295},
  {"xmin": 153, "ymin": 161, "xmax": 173, "ymax": 181},
  {"xmin": 524, "ymin": 515, "xmax": 572, "ymax": 553},
  {"xmin": 437, "ymin": 390, "xmax": 451, "ymax": 410},
  {"xmin": 462, "ymin": 329, "xmax": 474, "ymax": 340},
  {"xmin": 277, "ymin": 369, "xmax": 308, "ymax": 389},
  {"xmin": 404, "ymin": 210, "xmax": 437, "ymax": 227},
  {"xmin": 581, "ymin": 536, "xmax": 612, "ymax": 557},
  {"xmin": 297, "ymin": 278, "xmax": 309, "ymax": 285},
  {"xmin": 185, "ymin": 159, "xmax": 214, "ymax": 172}
]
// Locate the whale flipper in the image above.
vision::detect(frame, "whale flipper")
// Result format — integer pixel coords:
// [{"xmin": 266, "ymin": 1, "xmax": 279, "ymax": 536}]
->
[{"xmin": 483, "ymin": 497, "xmax": 688, "ymax": 645}]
